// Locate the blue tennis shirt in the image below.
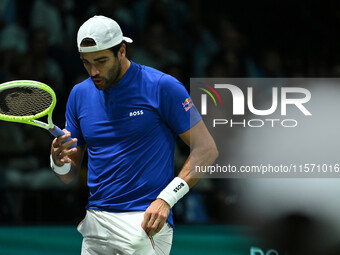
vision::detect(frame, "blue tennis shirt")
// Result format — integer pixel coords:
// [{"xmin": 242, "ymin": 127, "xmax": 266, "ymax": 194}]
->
[{"xmin": 65, "ymin": 61, "xmax": 201, "ymax": 227}]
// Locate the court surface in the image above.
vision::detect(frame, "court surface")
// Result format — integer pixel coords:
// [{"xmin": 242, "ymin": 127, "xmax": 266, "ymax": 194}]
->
[{"xmin": 0, "ymin": 225, "xmax": 259, "ymax": 255}]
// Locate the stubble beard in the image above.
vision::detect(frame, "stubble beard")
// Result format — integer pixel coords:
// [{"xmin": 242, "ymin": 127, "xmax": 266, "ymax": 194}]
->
[{"xmin": 94, "ymin": 60, "xmax": 122, "ymax": 91}]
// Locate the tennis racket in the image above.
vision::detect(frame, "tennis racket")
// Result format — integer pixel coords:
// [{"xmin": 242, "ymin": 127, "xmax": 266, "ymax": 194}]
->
[{"xmin": 0, "ymin": 80, "xmax": 76, "ymax": 148}]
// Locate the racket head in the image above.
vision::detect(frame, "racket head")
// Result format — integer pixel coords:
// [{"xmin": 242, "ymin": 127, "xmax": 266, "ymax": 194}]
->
[{"xmin": 0, "ymin": 80, "xmax": 56, "ymax": 129}]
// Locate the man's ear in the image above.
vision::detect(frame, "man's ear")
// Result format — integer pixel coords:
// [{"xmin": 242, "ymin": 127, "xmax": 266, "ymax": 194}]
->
[{"xmin": 119, "ymin": 43, "xmax": 126, "ymax": 59}]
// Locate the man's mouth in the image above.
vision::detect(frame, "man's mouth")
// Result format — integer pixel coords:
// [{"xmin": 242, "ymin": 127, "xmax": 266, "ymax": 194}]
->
[{"xmin": 92, "ymin": 78, "xmax": 103, "ymax": 85}]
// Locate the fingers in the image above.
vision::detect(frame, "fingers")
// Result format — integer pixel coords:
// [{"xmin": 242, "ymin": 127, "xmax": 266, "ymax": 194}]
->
[
  {"xmin": 53, "ymin": 137, "xmax": 77, "ymax": 156},
  {"xmin": 141, "ymin": 211, "xmax": 150, "ymax": 233},
  {"xmin": 53, "ymin": 131, "xmax": 74, "ymax": 148},
  {"xmin": 149, "ymin": 218, "xmax": 164, "ymax": 236},
  {"xmin": 142, "ymin": 199, "xmax": 170, "ymax": 236},
  {"xmin": 51, "ymin": 131, "xmax": 78, "ymax": 166},
  {"xmin": 57, "ymin": 145, "xmax": 77, "ymax": 163},
  {"xmin": 142, "ymin": 210, "xmax": 166, "ymax": 236}
]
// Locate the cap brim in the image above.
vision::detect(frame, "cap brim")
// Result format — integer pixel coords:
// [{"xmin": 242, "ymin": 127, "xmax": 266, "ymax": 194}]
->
[{"xmin": 123, "ymin": 36, "xmax": 133, "ymax": 43}]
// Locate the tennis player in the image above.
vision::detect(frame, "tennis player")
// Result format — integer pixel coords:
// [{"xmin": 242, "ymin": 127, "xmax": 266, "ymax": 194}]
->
[{"xmin": 50, "ymin": 15, "xmax": 218, "ymax": 255}]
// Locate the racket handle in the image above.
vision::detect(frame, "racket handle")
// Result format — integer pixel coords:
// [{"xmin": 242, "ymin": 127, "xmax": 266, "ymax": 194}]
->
[{"xmin": 48, "ymin": 125, "xmax": 77, "ymax": 149}]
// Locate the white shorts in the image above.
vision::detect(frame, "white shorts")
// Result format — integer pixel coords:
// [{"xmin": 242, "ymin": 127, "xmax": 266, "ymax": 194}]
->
[{"xmin": 77, "ymin": 209, "xmax": 173, "ymax": 255}]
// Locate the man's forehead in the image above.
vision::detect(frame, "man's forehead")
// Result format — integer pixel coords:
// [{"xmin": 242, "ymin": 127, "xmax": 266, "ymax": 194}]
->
[{"xmin": 80, "ymin": 49, "xmax": 113, "ymax": 60}]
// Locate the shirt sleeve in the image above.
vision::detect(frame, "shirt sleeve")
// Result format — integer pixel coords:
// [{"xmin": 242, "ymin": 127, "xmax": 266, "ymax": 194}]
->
[
  {"xmin": 157, "ymin": 74, "xmax": 201, "ymax": 135},
  {"xmin": 65, "ymin": 87, "xmax": 86, "ymax": 145}
]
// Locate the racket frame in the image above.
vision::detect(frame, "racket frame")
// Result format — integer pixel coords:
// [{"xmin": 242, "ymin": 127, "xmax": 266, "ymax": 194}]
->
[
  {"xmin": 0, "ymin": 80, "xmax": 56, "ymax": 130},
  {"xmin": 0, "ymin": 80, "xmax": 76, "ymax": 148}
]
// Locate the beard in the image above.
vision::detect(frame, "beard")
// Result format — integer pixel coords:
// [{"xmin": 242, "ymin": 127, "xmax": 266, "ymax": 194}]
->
[{"xmin": 92, "ymin": 59, "xmax": 122, "ymax": 90}]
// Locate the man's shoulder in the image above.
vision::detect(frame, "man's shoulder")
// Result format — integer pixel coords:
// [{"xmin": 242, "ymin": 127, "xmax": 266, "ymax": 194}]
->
[
  {"xmin": 69, "ymin": 77, "xmax": 93, "ymax": 96},
  {"xmin": 74, "ymin": 77, "xmax": 92, "ymax": 89},
  {"xmin": 140, "ymin": 64, "xmax": 164, "ymax": 76},
  {"xmin": 136, "ymin": 63, "xmax": 179, "ymax": 87}
]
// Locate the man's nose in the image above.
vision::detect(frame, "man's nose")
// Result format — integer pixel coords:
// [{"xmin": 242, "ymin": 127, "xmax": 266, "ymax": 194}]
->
[{"xmin": 90, "ymin": 65, "xmax": 100, "ymax": 76}]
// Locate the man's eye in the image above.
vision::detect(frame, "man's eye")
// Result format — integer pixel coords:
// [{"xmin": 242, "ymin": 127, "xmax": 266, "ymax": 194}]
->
[{"xmin": 98, "ymin": 61, "xmax": 106, "ymax": 64}]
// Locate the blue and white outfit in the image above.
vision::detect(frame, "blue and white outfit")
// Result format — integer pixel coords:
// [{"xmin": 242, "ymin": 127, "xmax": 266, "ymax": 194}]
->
[{"xmin": 66, "ymin": 61, "xmax": 201, "ymax": 254}]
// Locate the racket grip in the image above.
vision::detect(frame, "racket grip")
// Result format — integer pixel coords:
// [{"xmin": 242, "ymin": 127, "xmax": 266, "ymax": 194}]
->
[{"xmin": 48, "ymin": 125, "xmax": 77, "ymax": 149}]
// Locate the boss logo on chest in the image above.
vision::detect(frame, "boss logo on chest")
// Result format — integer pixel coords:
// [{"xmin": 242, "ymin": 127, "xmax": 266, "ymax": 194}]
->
[{"xmin": 129, "ymin": 110, "xmax": 144, "ymax": 117}]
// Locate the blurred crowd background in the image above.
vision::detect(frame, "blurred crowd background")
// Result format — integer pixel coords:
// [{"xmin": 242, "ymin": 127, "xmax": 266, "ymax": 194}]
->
[{"xmin": 0, "ymin": 0, "xmax": 340, "ymax": 226}]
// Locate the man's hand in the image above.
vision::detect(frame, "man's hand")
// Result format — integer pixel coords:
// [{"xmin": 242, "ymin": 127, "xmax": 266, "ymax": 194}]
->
[
  {"xmin": 142, "ymin": 198, "xmax": 170, "ymax": 236},
  {"xmin": 51, "ymin": 129, "xmax": 78, "ymax": 166}
]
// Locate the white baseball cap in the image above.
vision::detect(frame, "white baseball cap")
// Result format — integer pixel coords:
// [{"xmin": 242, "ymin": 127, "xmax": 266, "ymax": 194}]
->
[{"xmin": 77, "ymin": 15, "xmax": 133, "ymax": 53}]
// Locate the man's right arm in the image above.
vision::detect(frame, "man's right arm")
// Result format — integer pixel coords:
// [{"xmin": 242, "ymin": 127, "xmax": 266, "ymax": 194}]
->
[{"xmin": 50, "ymin": 129, "xmax": 86, "ymax": 184}]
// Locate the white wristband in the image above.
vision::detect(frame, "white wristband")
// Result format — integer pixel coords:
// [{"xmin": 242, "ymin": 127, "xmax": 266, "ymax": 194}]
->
[
  {"xmin": 157, "ymin": 177, "xmax": 189, "ymax": 208},
  {"xmin": 50, "ymin": 154, "xmax": 71, "ymax": 175}
]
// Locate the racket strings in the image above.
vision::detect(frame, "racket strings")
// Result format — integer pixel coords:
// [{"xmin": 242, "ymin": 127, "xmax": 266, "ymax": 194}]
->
[{"xmin": 0, "ymin": 87, "xmax": 52, "ymax": 116}]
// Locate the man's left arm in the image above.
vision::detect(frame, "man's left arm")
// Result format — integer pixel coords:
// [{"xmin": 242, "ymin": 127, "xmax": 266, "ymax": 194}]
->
[{"xmin": 142, "ymin": 120, "xmax": 218, "ymax": 235}]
